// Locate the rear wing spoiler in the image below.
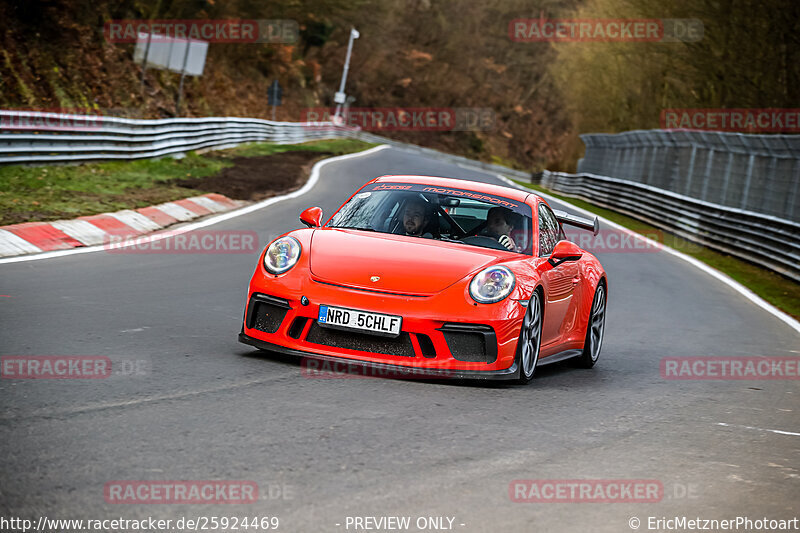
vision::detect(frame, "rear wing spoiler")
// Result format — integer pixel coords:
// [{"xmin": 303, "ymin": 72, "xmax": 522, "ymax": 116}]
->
[{"xmin": 553, "ymin": 210, "xmax": 600, "ymax": 236}]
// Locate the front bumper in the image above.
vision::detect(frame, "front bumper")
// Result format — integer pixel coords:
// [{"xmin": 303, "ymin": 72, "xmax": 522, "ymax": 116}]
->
[
  {"xmin": 238, "ymin": 265, "xmax": 526, "ymax": 377},
  {"xmin": 239, "ymin": 331, "xmax": 520, "ymax": 380}
]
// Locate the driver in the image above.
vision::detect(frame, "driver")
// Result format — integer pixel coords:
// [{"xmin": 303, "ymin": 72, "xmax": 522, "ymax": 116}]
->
[
  {"xmin": 401, "ymin": 197, "xmax": 434, "ymax": 238},
  {"xmin": 482, "ymin": 206, "xmax": 517, "ymax": 250}
]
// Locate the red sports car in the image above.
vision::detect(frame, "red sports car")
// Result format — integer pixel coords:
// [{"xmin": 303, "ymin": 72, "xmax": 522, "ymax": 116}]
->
[{"xmin": 239, "ymin": 175, "xmax": 607, "ymax": 383}]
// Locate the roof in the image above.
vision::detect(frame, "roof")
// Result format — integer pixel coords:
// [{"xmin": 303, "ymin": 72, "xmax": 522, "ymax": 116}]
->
[{"xmin": 372, "ymin": 175, "xmax": 534, "ymax": 203}]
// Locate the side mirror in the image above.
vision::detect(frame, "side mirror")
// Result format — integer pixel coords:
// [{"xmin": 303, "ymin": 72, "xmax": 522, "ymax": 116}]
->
[
  {"xmin": 299, "ymin": 207, "xmax": 323, "ymax": 228},
  {"xmin": 548, "ymin": 240, "xmax": 583, "ymax": 267}
]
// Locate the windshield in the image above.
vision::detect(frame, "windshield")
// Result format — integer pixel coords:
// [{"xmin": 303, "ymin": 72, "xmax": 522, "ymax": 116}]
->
[{"xmin": 326, "ymin": 182, "xmax": 533, "ymax": 254}]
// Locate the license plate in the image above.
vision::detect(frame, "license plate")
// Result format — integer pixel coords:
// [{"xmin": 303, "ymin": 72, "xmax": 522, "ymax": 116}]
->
[{"xmin": 317, "ymin": 305, "xmax": 402, "ymax": 337}]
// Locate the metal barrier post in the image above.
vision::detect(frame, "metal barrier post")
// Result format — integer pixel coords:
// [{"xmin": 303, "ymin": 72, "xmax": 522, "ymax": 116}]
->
[
  {"xmin": 684, "ymin": 145, "xmax": 698, "ymax": 196},
  {"xmin": 740, "ymin": 154, "xmax": 756, "ymax": 209},
  {"xmin": 700, "ymin": 149, "xmax": 715, "ymax": 201}
]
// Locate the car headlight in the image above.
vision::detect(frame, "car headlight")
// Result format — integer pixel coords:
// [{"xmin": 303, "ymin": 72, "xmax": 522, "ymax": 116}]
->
[
  {"xmin": 469, "ymin": 266, "xmax": 515, "ymax": 304},
  {"xmin": 264, "ymin": 236, "xmax": 301, "ymax": 274}
]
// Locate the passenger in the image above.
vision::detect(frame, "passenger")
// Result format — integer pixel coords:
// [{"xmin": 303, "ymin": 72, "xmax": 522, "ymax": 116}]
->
[{"xmin": 483, "ymin": 206, "xmax": 517, "ymax": 250}]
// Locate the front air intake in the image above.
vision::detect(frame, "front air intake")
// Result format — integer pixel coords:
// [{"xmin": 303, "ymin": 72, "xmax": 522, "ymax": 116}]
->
[
  {"xmin": 246, "ymin": 293, "xmax": 291, "ymax": 334},
  {"xmin": 438, "ymin": 323, "xmax": 497, "ymax": 363}
]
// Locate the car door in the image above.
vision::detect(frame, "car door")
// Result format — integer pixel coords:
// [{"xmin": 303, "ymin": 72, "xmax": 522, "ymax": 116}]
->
[{"xmin": 538, "ymin": 203, "xmax": 579, "ymax": 347}]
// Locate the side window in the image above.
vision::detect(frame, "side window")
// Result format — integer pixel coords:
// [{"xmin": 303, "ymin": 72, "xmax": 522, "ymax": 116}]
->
[{"xmin": 538, "ymin": 203, "xmax": 561, "ymax": 256}]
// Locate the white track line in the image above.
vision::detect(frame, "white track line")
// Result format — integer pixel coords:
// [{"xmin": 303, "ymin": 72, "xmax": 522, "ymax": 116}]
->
[
  {"xmin": 0, "ymin": 145, "xmax": 389, "ymax": 265},
  {"xmin": 716, "ymin": 423, "xmax": 800, "ymax": 437},
  {"xmin": 0, "ymin": 375, "xmax": 283, "ymax": 421},
  {"xmin": 495, "ymin": 174, "xmax": 800, "ymax": 335}
]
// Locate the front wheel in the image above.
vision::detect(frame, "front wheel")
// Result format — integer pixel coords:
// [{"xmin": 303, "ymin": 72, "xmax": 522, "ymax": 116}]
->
[
  {"xmin": 575, "ymin": 282, "xmax": 606, "ymax": 368},
  {"xmin": 515, "ymin": 290, "xmax": 543, "ymax": 384}
]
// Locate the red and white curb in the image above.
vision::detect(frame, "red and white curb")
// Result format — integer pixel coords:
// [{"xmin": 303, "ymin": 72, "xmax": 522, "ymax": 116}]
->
[{"xmin": 0, "ymin": 193, "xmax": 246, "ymax": 257}]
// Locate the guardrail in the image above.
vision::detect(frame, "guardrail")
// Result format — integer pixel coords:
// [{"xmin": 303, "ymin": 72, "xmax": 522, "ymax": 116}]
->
[
  {"xmin": 0, "ymin": 111, "xmax": 354, "ymax": 164},
  {"xmin": 0, "ymin": 110, "xmax": 533, "ymax": 182},
  {"xmin": 541, "ymin": 170, "xmax": 800, "ymax": 283}
]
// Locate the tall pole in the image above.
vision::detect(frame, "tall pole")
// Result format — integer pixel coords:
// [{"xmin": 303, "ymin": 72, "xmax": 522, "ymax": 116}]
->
[
  {"xmin": 176, "ymin": 41, "xmax": 191, "ymax": 115},
  {"xmin": 334, "ymin": 28, "xmax": 359, "ymax": 120},
  {"xmin": 140, "ymin": 32, "xmax": 152, "ymax": 97}
]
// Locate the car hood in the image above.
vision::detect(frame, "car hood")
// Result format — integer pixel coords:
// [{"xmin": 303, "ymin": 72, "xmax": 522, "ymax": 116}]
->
[{"xmin": 308, "ymin": 229, "xmax": 499, "ymax": 295}]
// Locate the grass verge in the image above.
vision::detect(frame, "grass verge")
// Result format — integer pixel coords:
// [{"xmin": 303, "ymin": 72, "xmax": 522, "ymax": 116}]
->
[
  {"xmin": 0, "ymin": 138, "xmax": 377, "ymax": 226},
  {"xmin": 512, "ymin": 180, "xmax": 800, "ymax": 320}
]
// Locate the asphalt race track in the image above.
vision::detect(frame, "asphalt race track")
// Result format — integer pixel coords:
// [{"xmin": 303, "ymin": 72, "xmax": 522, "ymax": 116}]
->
[{"xmin": 1, "ymin": 146, "xmax": 798, "ymax": 532}]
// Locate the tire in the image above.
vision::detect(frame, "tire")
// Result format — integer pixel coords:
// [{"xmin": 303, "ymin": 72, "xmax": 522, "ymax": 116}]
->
[
  {"xmin": 515, "ymin": 289, "xmax": 543, "ymax": 384},
  {"xmin": 575, "ymin": 282, "xmax": 606, "ymax": 369}
]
